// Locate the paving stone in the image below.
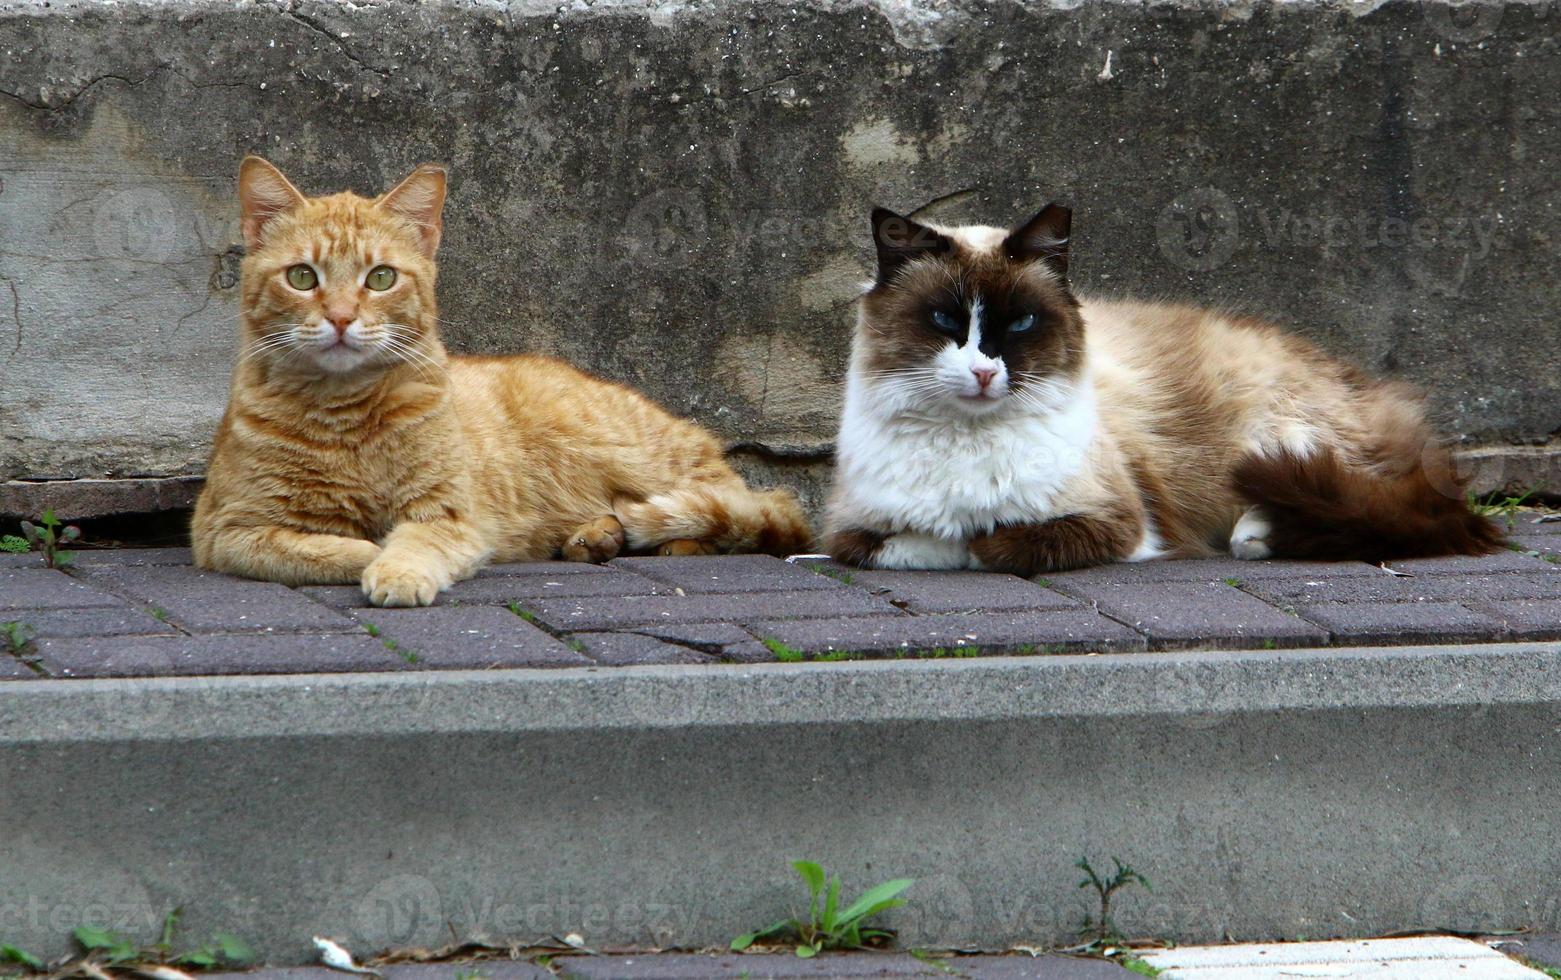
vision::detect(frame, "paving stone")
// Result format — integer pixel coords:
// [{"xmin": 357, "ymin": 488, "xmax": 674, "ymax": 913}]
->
[
  {"xmin": 76, "ymin": 565, "xmax": 361, "ymax": 633},
  {"xmin": 1296, "ymin": 601, "xmax": 1505, "ymax": 645},
  {"xmin": 0, "ymin": 656, "xmax": 39, "ymax": 680},
  {"xmin": 208, "ymin": 964, "xmax": 552, "ymax": 980},
  {"xmin": 518, "ymin": 590, "xmax": 904, "ymax": 632},
  {"xmin": 1055, "ymin": 580, "xmax": 1328, "ymax": 649},
  {"xmin": 0, "ymin": 568, "xmax": 125, "ymax": 611},
  {"xmin": 70, "ymin": 547, "xmax": 194, "ymax": 566},
  {"xmin": 300, "ymin": 570, "xmax": 672, "ymax": 610},
  {"xmin": 623, "ymin": 622, "xmax": 776, "ymax": 662},
  {"xmin": 1467, "ymin": 599, "xmax": 1561, "ymax": 640},
  {"xmin": 1042, "ymin": 557, "xmax": 1383, "ymax": 587},
  {"xmin": 557, "ymin": 952, "xmax": 949, "ymax": 978},
  {"xmin": 959, "ymin": 956, "xmax": 1135, "ymax": 979},
  {"xmin": 0, "ymin": 604, "xmax": 176, "ymax": 638},
  {"xmin": 610, "ymin": 554, "xmax": 847, "ymax": 593},
  {"xmin": 1510, "ymin": 535, "xmax": 1561, "ymax": 558},
  {"xmin": 570, "ymin": 632, "xmax": 718, "ymax": 666},
  {"xmin": 478, "ymin": 560, "xmax": 620, "ymax": 577},
  {"xmin": 750, "ymin": 609, "xmax": 1145, "ymax": 657},
  {"xmin": 1491, "ymin": 935, "xmax": 1561, "ymax": 972},
  {"xmin": 353, "ymin": 607, "xmax": 591, "ymax": 669},
  {"xmin": 1246, "ymin": 572, "xmax": 1561, "ymax": 607},
  {"xmin": 35, "ymin": 633, "xmax": 400, "ymax": 678},
  {"xmin": 1383, "ymin": 550, "xmax": 1561, "ymax": 576},
  {"xmin": 1141, "ymin": 936, "xmax": 1544, "ymax": 978},
  {"xmin": 846, "ymin": 569, "xmax": 1077, "ymax": 614}
]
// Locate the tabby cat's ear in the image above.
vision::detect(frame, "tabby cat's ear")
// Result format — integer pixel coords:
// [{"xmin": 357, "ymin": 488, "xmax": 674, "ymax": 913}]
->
[
  {"xmin": 238, "ymin": 156, "xmax": 307, "ymax": 253},
  {"xmin": 378, "ymin": 164, "xmax": 448, "ymax": 257},
  {"xmin": 1003, "ymin": 204, "xmax": 1072, "ymax": 282},
  {"xmin": 871, "ymin": 207, "xmax": 951, "ymax": 286}
]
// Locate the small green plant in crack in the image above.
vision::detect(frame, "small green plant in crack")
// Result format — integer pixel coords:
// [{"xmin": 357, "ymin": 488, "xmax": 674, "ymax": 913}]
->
[
  {"xmin": 1222, "ymin": 577, "xmax": 1242, "ymax": 588},
  {"xmin": 731, "ymin": 860, "xmax": 913, "ymax": 958},
  {"xmin": 16, "ymin": 510, "xmax": 81, "ymax": 569},
  {"xmin": 506, "ymin": 601, "xmax": 541, "ymax": 625},
  {"xmin": 1520, "ymin": 959, "xmax": 1561, "ymax": 980},
  {"xmin": 0, "ymin": 534, "xmax": 28, "ymax": 555},
  {"xmin": 760, "ymin": 636, "xmax": 805, "ymax": 662},
  {"xmin": 0, "ymin": 943, "xmax": 43, "ymax": 971},
  {"xmin": 66, "ymin": 908, "xmax": 254, "ymax": 973},
  {"xmin": 812, "ymin": 566, "xmax": 855, "ymax": 586},
  {"xmin": 1076, "ymin": 856, "xmax": 1152, "ymax": 949},
  {"xmin": 150, "ymin": 606, "xmax": 170, "ymax": 623},
  {"xmin": 1, "ymin": 621, "xmax": 35, "ymax": 656},
  {"xmin": 361, "ymin": 622, "xmax": 418, "ymax": 664},
  {"xmin": 1469, "ymin": 488, "xmax": 1537, "ymax": 530},
  {"xmin": 1119, "ymin": 954, "xmax": 1163, "ymax": 977}
]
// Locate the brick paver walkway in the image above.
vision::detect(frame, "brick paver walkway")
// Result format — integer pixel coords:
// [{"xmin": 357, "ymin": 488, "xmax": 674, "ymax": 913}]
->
[{"xmin": 1, "ymin": 519, "xmax": 1558, "ymax": 679}]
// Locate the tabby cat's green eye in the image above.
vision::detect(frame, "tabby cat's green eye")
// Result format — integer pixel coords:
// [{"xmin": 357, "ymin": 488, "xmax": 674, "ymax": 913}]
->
[
  {"xmin": 286, "ymin": 264, "xmax": 318, "ymax": 291},
  {"xmin": 365, "ymin": 266, "xmax": 397, "ymax": 291}
]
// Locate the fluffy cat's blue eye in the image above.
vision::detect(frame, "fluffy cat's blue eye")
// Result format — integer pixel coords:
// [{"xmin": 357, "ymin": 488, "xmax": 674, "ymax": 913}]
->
[
  {"xmin": 1009, "ymin": 314, "xmax": 1037, "ymax": 334},
  {"xmin": 930, "ymin": 311, "xmax": 962, "ymax": 336}
]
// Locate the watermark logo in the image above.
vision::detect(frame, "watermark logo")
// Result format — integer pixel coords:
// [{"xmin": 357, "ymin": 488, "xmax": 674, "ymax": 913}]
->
[
  {"xmin": 1156, "ymin": 187, "xmax": 1241, "ymax": 273},
  {"xmin": 620, "ymin": 188, "xmax": 707, "ymax": 269},
  {"xmin": 92, "ymin": 188, "xmax": 184, "ymax": 265},
  {"xmin": 1156, "ymin": 185, "xmax": 1499, "ymax": 277},
  {"xmin": 352, "ymin": 874, "xmax": 443, "ymax": 949},
  {"xmin": 1423, "ymin": 0, "xmax": 1507, "ymax": 42}
]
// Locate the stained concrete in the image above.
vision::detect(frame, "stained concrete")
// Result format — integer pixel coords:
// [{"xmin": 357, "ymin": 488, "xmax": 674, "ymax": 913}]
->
[{"xmin": 0, "ymin": 0, "xmax": 1558, "ymax": 508}]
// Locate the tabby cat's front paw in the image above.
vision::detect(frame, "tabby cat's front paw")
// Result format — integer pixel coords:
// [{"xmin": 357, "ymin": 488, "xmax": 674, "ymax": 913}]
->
[{"xmin": 361, "ymin": 557, "xmax": 445, "ymax": 607}]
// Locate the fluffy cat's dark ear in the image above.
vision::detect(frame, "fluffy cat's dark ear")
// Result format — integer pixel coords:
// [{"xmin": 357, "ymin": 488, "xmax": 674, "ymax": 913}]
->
[
  {"xmin": 1003, "ymin": 204, "xmax": 1072, "ymax": 281},
  {"xmin": 871, "ymin": 207, "xmax": 951, "ymax": 286},
  {"xmin": 238, "ymin": 156, "xmax": 306, "ymax": 253},
  {"xmin": 378, "ymin": 164, "xmax": 448, "ymax": 257}
]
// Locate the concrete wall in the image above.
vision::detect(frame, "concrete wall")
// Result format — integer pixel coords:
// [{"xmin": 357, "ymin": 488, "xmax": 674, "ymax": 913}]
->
[{"xmin": 2, "ymin": 0, "xmax": 1558, "ymax": 504}]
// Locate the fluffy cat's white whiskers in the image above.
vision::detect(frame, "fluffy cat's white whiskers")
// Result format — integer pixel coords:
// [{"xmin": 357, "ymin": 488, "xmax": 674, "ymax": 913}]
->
[
  {"xmin": 1230, "ymin": 506, "xmax": 1273, "ymax": 560},
  {"xmin": 874, "ymin": 533, "xmax": 971, "ymax": 570}
]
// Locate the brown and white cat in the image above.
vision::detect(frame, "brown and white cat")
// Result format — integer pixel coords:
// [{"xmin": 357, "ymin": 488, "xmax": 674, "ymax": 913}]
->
[
  {"xmin": 193, "ymin": 157, "xmax": 810, "ymax": 605},
  {"xmin": 823, "ymin": 205, "xmax": 1501, "ymax": 573}
]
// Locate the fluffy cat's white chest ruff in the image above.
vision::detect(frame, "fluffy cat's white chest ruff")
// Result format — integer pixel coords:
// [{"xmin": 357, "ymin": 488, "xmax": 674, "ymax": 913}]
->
[{"xmin": 835, "ymin": 382, "xmax": 1099, "ymax": 540}]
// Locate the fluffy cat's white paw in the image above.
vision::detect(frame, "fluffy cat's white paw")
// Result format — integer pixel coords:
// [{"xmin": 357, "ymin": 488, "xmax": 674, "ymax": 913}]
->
[
  {"xmin": 874, "ymin": 533, "xmax": 971, "ymax": 570},
  {"xmin": 362, "ymin": 557, "xmax": 446, "ymax": 607},
  {"xmin": 1229, "ymin": 507, "xmax": 1273, "ymax": 560}
]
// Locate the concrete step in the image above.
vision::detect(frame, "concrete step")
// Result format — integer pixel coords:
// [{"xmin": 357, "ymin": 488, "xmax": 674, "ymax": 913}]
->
[{"xmin": 3, "ymin": 642, "xmax": 1560, "ymax": 965}]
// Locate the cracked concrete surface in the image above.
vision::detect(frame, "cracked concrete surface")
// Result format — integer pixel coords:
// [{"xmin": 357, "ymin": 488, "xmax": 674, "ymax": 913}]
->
[{"xmin": 1, "ymin": 0, "xmax": 1558, "ymax": 508}]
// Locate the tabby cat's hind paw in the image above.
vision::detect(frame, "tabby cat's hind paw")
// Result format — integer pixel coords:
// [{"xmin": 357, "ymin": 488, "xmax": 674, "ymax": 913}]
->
[
  {"xmin": 656, "ymin": 538, "xmax": 718, "ymax": 556},
  {"xmin": 562, "ymin": 515, "xmax": 625, "ymax": 563}
]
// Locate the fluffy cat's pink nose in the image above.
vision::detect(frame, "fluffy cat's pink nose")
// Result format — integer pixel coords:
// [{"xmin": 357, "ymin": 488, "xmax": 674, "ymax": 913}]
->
[{"xmin": 971, "ymin": 367, "xmax": 997, "ymax": 389}]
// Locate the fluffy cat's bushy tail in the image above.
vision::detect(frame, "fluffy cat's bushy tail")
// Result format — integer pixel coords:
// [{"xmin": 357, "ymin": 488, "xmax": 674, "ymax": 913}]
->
[
  {"xmin": 616, "ymin": 482, "xmax": 814, "ymax": 557},
  {"xmin": 1233, "ymin": 447, "xmax": 1504, "ymax": 561}
]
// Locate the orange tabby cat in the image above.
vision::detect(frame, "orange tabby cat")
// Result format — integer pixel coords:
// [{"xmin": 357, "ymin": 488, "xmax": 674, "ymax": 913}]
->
[{"xmin": 192, "ymin": 157, "xmax": 810, "ymax": 606}]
